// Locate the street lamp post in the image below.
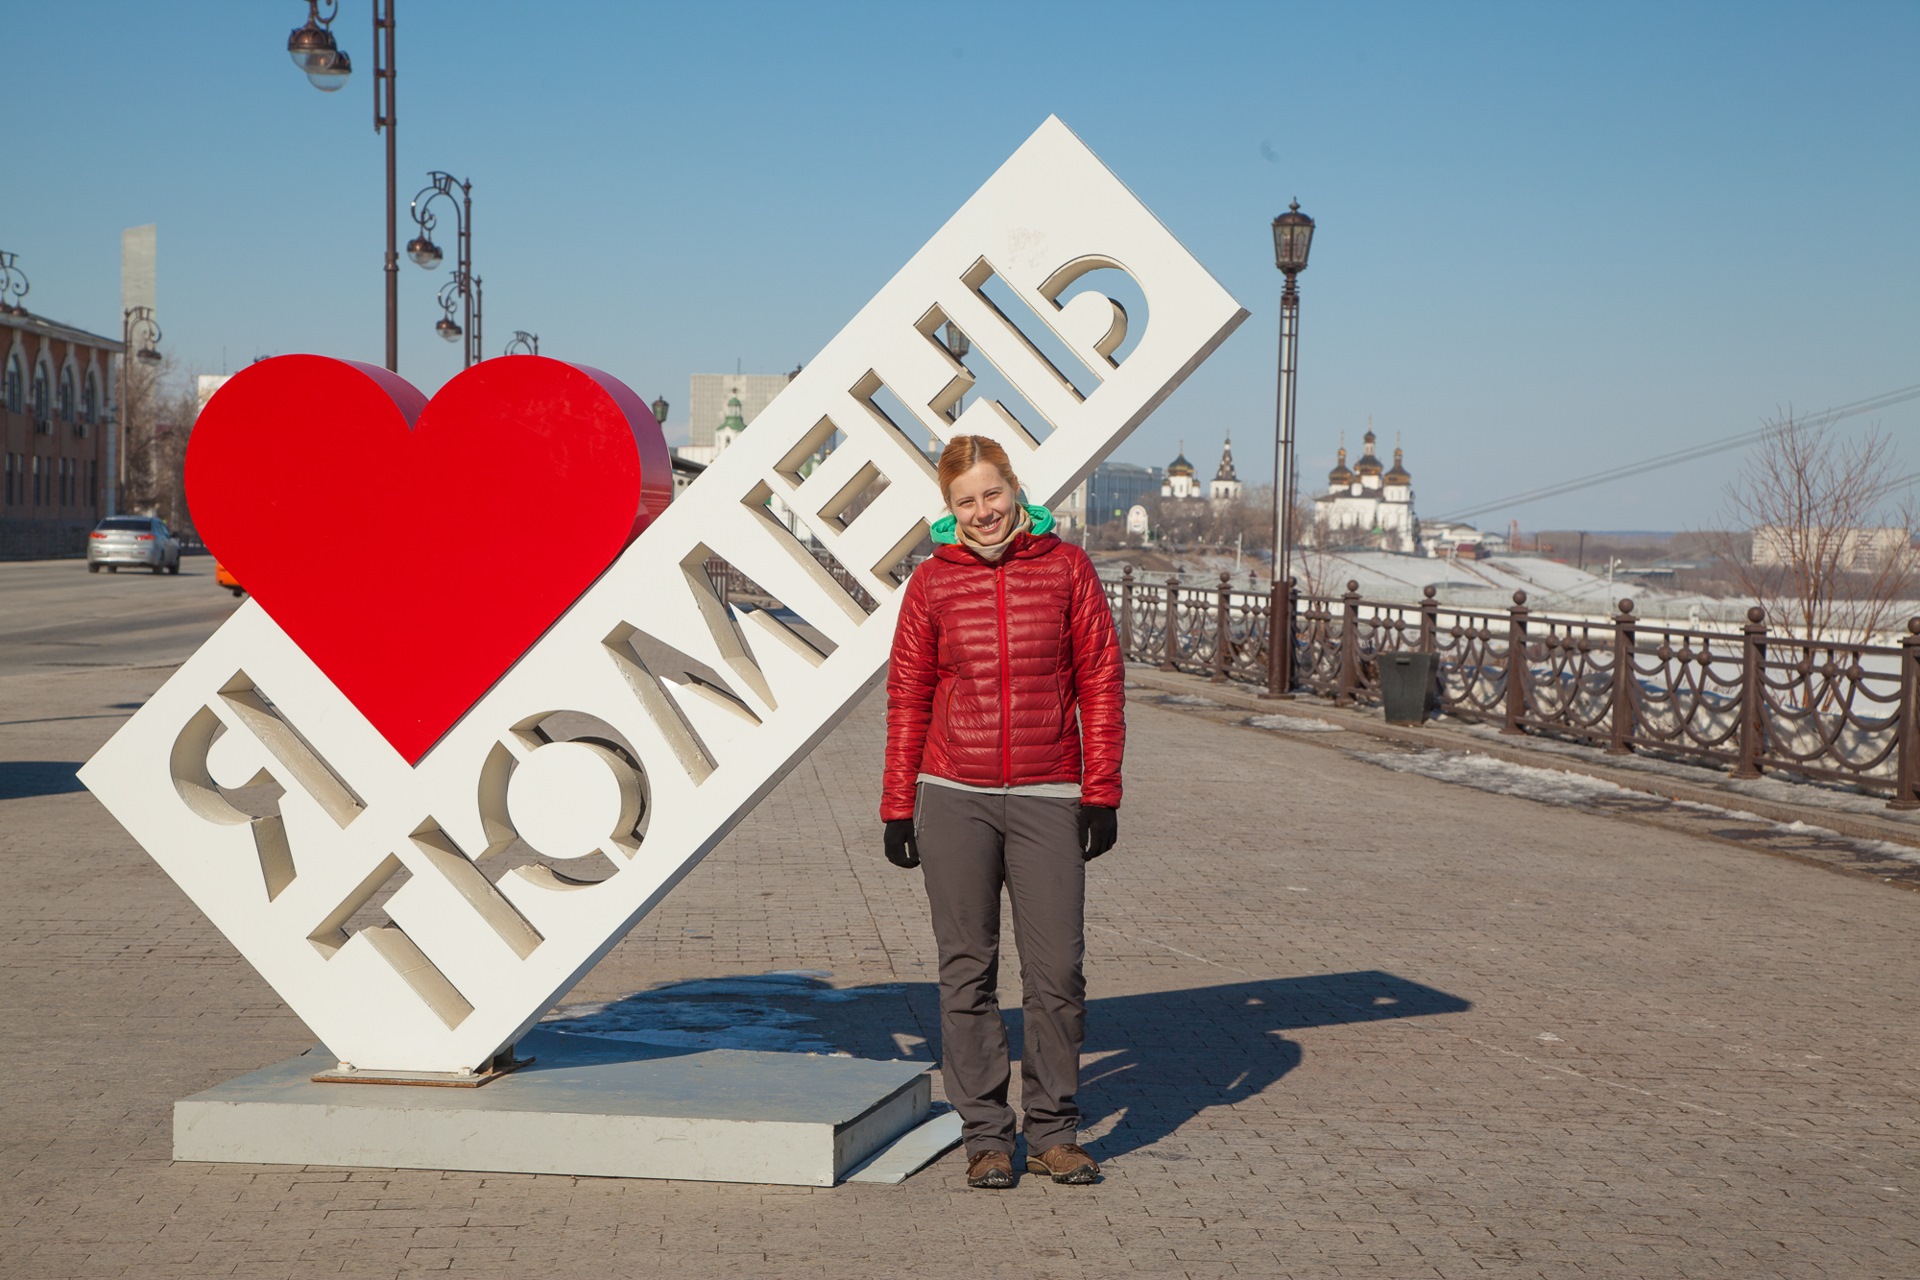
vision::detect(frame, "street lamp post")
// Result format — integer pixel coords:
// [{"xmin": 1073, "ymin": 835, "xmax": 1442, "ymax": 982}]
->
[
  {"xmin": 407, "ymin": 172, "xmax": 480, "ymax": 368},
  {"xmin": 285, "ymin": 1, "xmax": 399, "ymax": 372},
  {"xmin": 117, "ymin": 307, "xmax": 163, "ymax": 518},
  {"xmin": 943, "ymin": 322, "xmax": 970, "ymax": 424},
  {"xmin": 650, "ymin": 396, "xmax": 670, "ymax": 431},
  {"xmin": 1265, "ymin": 198, "xmax": 1315, "ymax": 698},
  {"xmin": 504, "ymin": 331, "xmax": 539, "ymax": 356}
]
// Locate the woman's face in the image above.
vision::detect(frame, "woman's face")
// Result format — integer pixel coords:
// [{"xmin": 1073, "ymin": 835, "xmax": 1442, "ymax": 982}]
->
[{"xmin": 946, "ymin": 460, "xmax": 1018, "ymax": 544}]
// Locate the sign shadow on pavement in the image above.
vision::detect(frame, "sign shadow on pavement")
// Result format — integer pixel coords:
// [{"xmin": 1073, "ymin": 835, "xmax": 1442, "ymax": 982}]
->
[
  {"xmin": 550, "ymin": 969, "xmax": 1470, "ymax": 1165},
  {"xmin": 0, "ymin": 760, "xmax": 88, "ymax": 800}
]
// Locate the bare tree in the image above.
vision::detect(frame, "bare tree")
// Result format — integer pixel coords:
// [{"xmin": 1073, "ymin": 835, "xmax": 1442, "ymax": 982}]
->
[
  {"xmin": 1711, "ymin": 411, "xmax": 1916, "ymax": 644},
  {"xmin": 121, "ymin": 356, "xmax": 200, "ymax": 532}
]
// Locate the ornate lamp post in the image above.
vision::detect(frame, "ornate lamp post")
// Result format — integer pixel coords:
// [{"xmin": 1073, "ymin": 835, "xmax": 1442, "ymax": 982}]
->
[
  {"xmin": 503, "ymin": 331, "xmax": 539, "ymax": 356},
  {"xmin": 285, "ymin": 1, "xmax": 398, "ymax": 372},
  {"xmin": 0, "ymin": 250, "xmax": 28, "ymax": 314},
  {"xmin": 1265, "ymin": 198, "xmax": 1315, "ymax": 697},
  {"xmin": 407, "ymin": 172, "xmax": 480, "ymax": 369},
  {"xmin": 116, "ymin": 307, "xmax": 163, "ymax": 518},
  {"xmin": 650, "ymin": 396, "xmax": 670, "ymax": 430}
]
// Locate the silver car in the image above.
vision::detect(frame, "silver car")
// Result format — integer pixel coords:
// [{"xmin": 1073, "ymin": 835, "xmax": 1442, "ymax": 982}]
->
[{"xmin": 88, "ymin": 515, "xmax": 182, "ymax": 575}]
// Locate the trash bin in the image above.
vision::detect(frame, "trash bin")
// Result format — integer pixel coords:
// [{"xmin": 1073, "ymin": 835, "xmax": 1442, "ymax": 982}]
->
[{"xmin": 1380, "ymin": 652, "xmax": 1436, "ymax": 724}]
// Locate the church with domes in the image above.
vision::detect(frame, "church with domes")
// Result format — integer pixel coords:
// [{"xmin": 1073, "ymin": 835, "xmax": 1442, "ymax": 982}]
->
[
  {"xmin": 1309, "ymin": 425, "xmax": 1420, "ymax": 553},
  {"xmin": 1161, "ymin": 436, "xmax": 1243, "ymax": 505}
]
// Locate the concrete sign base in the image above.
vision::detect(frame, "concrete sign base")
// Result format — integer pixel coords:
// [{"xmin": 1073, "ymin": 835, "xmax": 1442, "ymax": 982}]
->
[{"xmin": 174, "ymin": 1028, "xmax": 946, "ymax": 1187}]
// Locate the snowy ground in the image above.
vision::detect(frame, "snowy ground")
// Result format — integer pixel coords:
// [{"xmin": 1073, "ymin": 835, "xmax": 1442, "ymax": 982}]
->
[
  {"xmin": 1353, "ymin": 746, "xmax": 1920, "ymax": 867},
  {"xmin": 1102, "ymin": 547, "xmax": 1919, "ymax": 634},
  {"xmin": 1445, "ymin": 718, "xmax": 1913, "ymax": 821},
  {"xmin": 1248, "ymin": 713, "xmax": 1345, "ymax": 733}
]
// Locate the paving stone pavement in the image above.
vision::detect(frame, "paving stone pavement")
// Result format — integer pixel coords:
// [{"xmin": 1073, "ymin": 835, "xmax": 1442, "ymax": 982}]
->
[{"xmin": 3, "ymin": 646, "xmax": 1918, "ymax": 1279}]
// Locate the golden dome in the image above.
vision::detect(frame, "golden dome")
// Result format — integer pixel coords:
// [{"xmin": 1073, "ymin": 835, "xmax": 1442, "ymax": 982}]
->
[
  {"xmin": 1328, "ymin": 446, "xmax": 1353, "ymax": 486},
  {"xmin": 1385, "ymin": 446, "xmax": 1411, "ymax": 485},
  {"xmin": 1353, "ymin": 429, "xmax": 1384, "ymax": 477}
]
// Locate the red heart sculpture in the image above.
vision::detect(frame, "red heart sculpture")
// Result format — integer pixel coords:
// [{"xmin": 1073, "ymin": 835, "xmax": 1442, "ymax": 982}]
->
[{"xmin": 187, "ymin": 355, "xmax": 671, "ymax": 764}]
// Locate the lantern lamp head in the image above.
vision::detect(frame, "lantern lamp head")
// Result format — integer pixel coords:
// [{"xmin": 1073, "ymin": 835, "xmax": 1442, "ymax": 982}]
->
[{"xmin": 1271, "ymin": 199, "xmax": 1314, "ymax": 275}]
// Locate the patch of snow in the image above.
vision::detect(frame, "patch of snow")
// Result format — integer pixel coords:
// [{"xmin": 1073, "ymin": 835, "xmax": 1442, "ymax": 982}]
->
[
  {"xmin": 1778, "ymin": 821, "xmax": 1920, "ymax": 866},
  {"xmin": 1353, "ymin": 749, "xmax": 1631, "ymax": 807},
  {"xmin": 1155, "ymin": 693, "xmax": 1220, "ymax": 706},
  {"xmin": 1248, "ymin": 714, "xmax": 1344, "ymax": 733},
  {"xmin": 1355, "ymin": 749, "xmax": 1920, "ymax": 866},
  {"xmin": 1449, "ymin": 720, "xmax": 1919, "ymax": 821}
]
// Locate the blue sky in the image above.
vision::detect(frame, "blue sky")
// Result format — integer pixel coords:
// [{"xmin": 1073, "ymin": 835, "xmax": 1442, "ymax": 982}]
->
[{"xmin": 11, "ymin": 1, "xmax": 1916, "ymax": 532}]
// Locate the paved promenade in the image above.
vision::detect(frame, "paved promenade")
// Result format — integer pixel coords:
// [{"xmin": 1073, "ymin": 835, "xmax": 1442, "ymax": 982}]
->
[{"xmin": 3, "ymin": 560, "xmax": 1917, "ymax": 1278}]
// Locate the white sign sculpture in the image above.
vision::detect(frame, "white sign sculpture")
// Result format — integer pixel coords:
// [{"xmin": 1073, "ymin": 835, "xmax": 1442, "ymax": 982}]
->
[{"xmin": 82, "ymin": 117, "xmax": 1249, "ymax": 1074}]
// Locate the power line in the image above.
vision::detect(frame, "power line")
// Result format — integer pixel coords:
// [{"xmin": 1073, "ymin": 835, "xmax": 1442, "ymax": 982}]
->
[
  {"xmin": 1872, "ymin": 468, "xmax": 1920, "ymax": 501},
  {"xmin": 1431, "ymin": 383, "xmax": 1920, "ymax": 524}
]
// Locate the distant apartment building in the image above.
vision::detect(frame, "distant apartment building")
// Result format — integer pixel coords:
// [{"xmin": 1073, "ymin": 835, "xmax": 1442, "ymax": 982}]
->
[
  {"xmin": 679, "ymin": 370, "xmax": 799, "ymax": 456},
  {"xmin": 1752, "ymin": 525, "xmax": 1913, "ymax": 572},
  {"xmin": 2, "ymin": 301, "xmax": 125, "ymax": 559},
  {"xmin": 1048, "ymin": 460, "xmax": 1167, "ymax": 539},
  {"xmin": 1087, "ymin": 460, "xmax": 1163, "ymax": 528}
]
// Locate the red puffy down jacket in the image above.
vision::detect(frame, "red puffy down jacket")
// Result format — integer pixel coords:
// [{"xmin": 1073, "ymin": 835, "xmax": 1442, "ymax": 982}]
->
[{"xmin": 882, "ymin": 529, "xmax": 1124, "ymax": 821}]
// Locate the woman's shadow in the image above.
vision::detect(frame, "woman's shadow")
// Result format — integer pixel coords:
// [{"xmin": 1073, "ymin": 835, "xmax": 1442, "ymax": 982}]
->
[
  {"xmin": 1062, "ymin": 970, "xmax": 1470, "ymax": 1159},
  {"xmin": 562, "ymin": 968, "xmax": 1468, "ymax": 1162}
]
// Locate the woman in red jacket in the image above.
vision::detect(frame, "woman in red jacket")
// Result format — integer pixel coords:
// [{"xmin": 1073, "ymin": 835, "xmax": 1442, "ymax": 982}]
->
[{"xmin": 883, "ymin": 434, "xmax": 1124, "ymax": 1190}]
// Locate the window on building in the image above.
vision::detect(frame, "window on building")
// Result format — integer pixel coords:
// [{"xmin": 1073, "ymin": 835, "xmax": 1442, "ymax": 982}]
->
[
  {"xmin": 82, "ymin": 371, "xmax": 98, "ymax": 423},
  {"xmin": 3, "ymin": 453, "xmax": 13, "ymax": 506},
  {"xmin": 87, "ymin": 459, "xmax": 97, "ymax": 508},
  {"xmin": 32, "ymin": 362, "xmax": 50, "ymax": 425},
  {"xmin": 58, "ymin": 368, "xmax": 75, "ymax": 421},
  {"xmin": 4, "ymin": 354, "xmax": 20, "ymax": 412},
  {"xmin": 32, "ymin": 456, "xmax": 42, "ymax": 505}
]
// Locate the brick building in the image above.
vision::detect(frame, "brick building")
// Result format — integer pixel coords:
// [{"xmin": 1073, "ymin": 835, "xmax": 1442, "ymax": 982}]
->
[{"xmin": 2, "ymin": 304, "xmax": 125, "ymax": 559}]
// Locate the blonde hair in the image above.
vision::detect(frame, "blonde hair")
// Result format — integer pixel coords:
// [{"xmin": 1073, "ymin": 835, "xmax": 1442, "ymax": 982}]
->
[{"xmin": 937, "ymin": 435, "xmax": 1020, "ymax": 505}]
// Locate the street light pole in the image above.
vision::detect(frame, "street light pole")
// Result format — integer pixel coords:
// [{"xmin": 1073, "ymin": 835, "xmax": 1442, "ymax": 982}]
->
[
  {"xmin": 375, "ymin": 1, "xmax": 397, "ymax": 372},
  {"xmin": 504, "ymin": 331, "xmax": 539, "ymax": 356},
  {"xmin": 286, "ymin": 1, "xmax": 399, "ymax": 372},
  {"xmin": 408, "ymin": 172, "xmax": 479, "ymax": 368},
  {"xmin": 943, "ymin": 321, "xmax": 970, "ymax": 424},
  {"xmin": 940, "ymin": 321, "xmax": 971, "ymax": 450},
  {"xmin": 118, "ymin": 307, "xmax": 162, "ymax": 519},
  {"xmin": 1265, "ymin": 199, "xmax": 1315, "ymax": 698}
]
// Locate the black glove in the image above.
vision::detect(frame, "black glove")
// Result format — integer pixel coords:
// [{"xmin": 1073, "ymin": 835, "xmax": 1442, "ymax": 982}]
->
[
  {"xmin": 884, "ymin": 818, "xmax": 920, "ymax": 869},
  {"xmin": 1078, "ymin": 805, "xmax": 1117, "ymax": 860}
]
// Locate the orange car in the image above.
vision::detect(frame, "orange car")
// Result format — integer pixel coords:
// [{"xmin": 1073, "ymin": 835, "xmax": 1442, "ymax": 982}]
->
[{"xmin": 214, "ymin": 561, "xmax": 245, "ymax": 597}]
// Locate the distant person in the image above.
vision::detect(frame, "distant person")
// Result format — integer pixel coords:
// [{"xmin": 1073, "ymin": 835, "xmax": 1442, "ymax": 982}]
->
[{"xmin": 881, "ymin": 434, "xmax": 1125, "ymax": 1189}]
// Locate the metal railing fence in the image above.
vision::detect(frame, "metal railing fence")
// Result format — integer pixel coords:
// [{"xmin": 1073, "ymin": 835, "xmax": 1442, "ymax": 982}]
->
[
  {"xmin": 699, "ymin": 551, "xmax": 1919, "ymax": 809},
  {"xmin": 1105, "ymin": 566, "xmax": 1920, "ymax": 810}
]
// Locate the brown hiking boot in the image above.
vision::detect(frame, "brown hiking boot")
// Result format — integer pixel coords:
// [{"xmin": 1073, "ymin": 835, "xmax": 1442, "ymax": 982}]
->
[
  {"xmin": 966, "ymin": 1149, "xmax": 1015, "ymax": 1189},
  {"xmin": 1027, "ymin": 1142, "xmax": 1100, "ymax": 1184}
]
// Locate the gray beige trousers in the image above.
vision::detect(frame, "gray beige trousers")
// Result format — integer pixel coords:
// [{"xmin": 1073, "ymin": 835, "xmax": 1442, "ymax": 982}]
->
[{"xmin": 914, "ymin": 783, "xmax": 1086, "ymax": 1156}]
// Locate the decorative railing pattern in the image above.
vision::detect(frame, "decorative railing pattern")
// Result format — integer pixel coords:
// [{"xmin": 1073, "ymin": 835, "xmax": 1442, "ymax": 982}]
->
[
  {"xmin": 705, "ymin": 554, "xmax": 881, "ymax": 615},
  {"xmin": 1104, "ymin": 566, "xmax": 1920, "ymax": 811}
]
